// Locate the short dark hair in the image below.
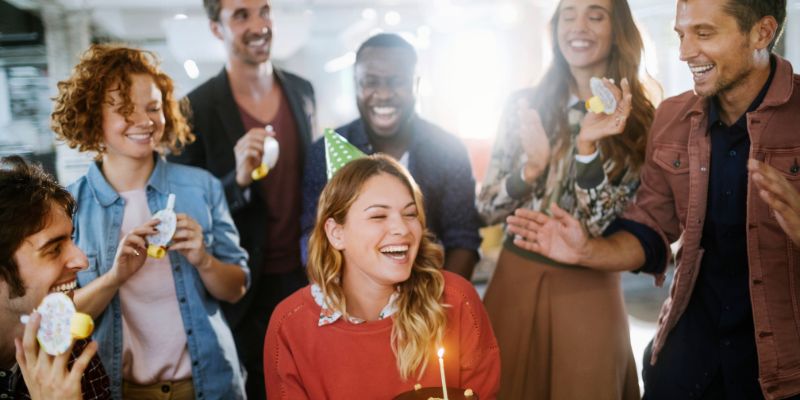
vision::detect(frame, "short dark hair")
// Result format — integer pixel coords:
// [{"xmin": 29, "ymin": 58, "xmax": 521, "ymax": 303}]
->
[
  {"xmin": 0, "ymin": 156, "xmax": 75, "ymax": 298},
  {"xmin": 355, "ymin": 33, "xmax": 417, "ymax": 66},
  {"xmin": 723, "ymin": 0, "xmax": 787, "ymax": 51},
  {"xmin": 203, "ymin": 0, "xmax": 222, "ymax": 22}
]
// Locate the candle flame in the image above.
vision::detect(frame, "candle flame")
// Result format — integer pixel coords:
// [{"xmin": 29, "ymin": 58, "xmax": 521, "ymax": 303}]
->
[{"xmin": 437, "ymin": 347, "xmax": 444, "ymax": 358}]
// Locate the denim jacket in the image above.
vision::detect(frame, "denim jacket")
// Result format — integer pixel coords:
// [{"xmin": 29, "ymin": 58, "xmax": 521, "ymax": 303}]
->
[{"xmin": 69, "ymin": 157, "xmax": 249, "ymax": 400}]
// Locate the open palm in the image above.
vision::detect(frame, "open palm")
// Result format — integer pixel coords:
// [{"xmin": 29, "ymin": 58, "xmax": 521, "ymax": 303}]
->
[{"xmin": 506, "ymin": 204, "xmax": 588, "ymax": 265}]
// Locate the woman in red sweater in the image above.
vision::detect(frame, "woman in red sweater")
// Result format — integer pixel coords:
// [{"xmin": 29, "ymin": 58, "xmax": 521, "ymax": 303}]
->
[{"xmin": 264, "ymin": 154, "xmax": 500, "ymax": 399}]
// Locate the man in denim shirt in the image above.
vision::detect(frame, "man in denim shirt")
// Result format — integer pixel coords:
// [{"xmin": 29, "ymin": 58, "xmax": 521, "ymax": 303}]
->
[{"xmin": 302, "ymin": 33, "xmax": 482, "ymax": 279}]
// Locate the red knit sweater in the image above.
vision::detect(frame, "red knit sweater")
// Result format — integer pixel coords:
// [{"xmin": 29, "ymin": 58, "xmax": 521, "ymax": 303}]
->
[{"xmin": 264, "ymin": 271, "xmax": 500, "ymax": 399}]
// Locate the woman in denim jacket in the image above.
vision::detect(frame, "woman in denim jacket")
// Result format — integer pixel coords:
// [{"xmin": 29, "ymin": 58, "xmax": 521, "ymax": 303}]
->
[{"xmin": 51, "ymin": 44, "xmax": 249, "ymax": 400}]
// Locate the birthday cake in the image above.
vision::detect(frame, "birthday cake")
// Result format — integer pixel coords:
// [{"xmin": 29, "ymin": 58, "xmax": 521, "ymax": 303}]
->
[{"xmin": 393, "ymin": 386, "xmax": 477, "ymax": 400}]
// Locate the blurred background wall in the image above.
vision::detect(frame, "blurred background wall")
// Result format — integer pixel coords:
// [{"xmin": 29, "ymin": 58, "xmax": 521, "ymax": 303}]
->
[{"xmin": 1, "ymin": 0, "xmax": 798, "ymax": 184}]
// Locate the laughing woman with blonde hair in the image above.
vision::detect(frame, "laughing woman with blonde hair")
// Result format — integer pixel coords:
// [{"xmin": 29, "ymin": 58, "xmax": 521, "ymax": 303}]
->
[{"xmin": 264, "ymin": 154, "xmax": 500, "ymax": 399}]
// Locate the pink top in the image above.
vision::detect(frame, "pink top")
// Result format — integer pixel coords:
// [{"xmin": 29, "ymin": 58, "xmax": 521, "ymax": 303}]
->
[{"xmin": 118, "ymin": 189, "xmax": 191, "ymax": 384}]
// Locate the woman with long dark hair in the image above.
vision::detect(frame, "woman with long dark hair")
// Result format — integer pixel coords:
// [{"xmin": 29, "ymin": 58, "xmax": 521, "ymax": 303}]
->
[{"xmin": 478, "ymin": 0, "xmax": 656, "ymax": 398}]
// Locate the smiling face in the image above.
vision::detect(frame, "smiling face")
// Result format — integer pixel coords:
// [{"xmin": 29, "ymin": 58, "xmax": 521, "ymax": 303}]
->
[
  {"xmin": 101, "ymin": 73, "xmax": 165, "ymax": 164},
  {"xmin": 675, "ymin": 0, "xmax": 766, "ymax": 98},
  {"xmin": 5, "ymin": 204, "xmax": 88, "ymax": 319},
  {"xmin": 212, "ymin": 0, "xmax": 272, "ymax": 65},
  {"xmin": 326, "ymin": 173, "xmax": 423, "ymax": 292},
  {"xmin": 355, "ymin": 46, "xmax": 417, "ymax": 139},
  {"xmin": 556, "ymin": 0, "xmax": 614, "ymax": 77}
]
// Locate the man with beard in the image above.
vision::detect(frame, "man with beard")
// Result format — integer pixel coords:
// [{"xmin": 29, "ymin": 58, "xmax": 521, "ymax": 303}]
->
[
  {"xmin": 301, "ymin": 33, "xmax": 482, "ymax": 280},
  {"xmin": 505, "ymin": 1, "xmax": 800, "ymax": 399},
  {"xmin": 0, "ymin": 156, "xmax": 111, "ymax": 399},
  {"xmin": 168, "ymin": 1, "xmax": 315, "ymax": 398}
]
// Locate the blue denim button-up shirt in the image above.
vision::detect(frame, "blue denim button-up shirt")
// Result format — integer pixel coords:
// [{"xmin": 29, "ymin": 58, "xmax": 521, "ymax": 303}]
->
[{"xmin": 69, "ymin": 157, "xmax": 249, "ymax": 400}]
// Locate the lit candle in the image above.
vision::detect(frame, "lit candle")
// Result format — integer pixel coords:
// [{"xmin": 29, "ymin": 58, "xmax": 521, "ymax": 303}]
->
[{"xmin": 437, "ymin": 347, "xmax": 449, "ymax": 400}]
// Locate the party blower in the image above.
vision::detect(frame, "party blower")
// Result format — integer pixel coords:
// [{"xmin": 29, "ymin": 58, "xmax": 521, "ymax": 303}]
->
[
  {"xmin": 20, "ymin": 292, "xmax": 94, "ymax": 355},
  {"xmin": 251, "ymin": 125, "xmax": 280, "ymax": 181},
  {"xmin": 147, "ymin": 193, "xmax": 177, "ymax": 258},
  {"xmin": 585, "ymin": 77, "xmax": 618, "ymax": 115}
]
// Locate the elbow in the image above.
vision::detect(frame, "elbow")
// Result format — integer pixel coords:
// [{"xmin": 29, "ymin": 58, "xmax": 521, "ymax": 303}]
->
[{"xmin": 224, "ymin": 282, "xmax": 247, "ymax": 303}]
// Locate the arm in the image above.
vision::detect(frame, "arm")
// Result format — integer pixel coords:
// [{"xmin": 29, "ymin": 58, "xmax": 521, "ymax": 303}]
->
[
  {"xmin": 750, "ymin": 159, "xmax": 800, "ymax": 246},
  {"xmin": 73, "ymin": 220, "xmax": 158, "ymax": 318},
  {"xmin": 506, "ymin": 204, "xmax": 645, "ymax": 271},
  {"xmin": 477, "ymin": 93, "xmax": 549, "ymax": 225},
  {"xmin": 572, "ymin": 156, "xmax": 640, "ymax": 237},
  {"xmin": 572, "ymin": 78, "xmax": 639, "ymax": 236},
  {"xmin": 170, "ymin": 213, "xmax": 247, "ymax": 303},
  {"xmin": 439, "ymin": 139, "xmax": 482, "ymax": 279},
  {"xmin": 171, "ymin": 178, "xmax": 249, "ymax": 303},
  {"xmin": 15, "ymin": 313, "xmax": 98, "ymax": 400},
  {"xmin": 443, "ymin": 248, "xmax": 479, "ymax": 280}
]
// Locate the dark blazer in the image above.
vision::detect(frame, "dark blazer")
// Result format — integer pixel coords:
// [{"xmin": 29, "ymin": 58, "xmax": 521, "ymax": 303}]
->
[{"xmin": 169, "ymin": 67, "xmax": 316, "ymax": 328}]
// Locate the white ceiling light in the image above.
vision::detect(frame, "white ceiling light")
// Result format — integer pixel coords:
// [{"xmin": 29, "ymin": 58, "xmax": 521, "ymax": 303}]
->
[
  {"xmin": 173, "ymin": 13, "xmax": 188, "ymax": 20},
  {"xmin": 384, "ymin": 11, "xmax": 401, "ymax": 26},
  {"xmin": 361, "ymin": 8, "xmax": 377, "ymax": 20}
]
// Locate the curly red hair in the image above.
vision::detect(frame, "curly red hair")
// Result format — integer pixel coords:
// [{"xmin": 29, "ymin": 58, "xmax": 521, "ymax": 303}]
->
[{"xmin": 51, "ymin": 44, "xmax": 194, "ymax": 158}]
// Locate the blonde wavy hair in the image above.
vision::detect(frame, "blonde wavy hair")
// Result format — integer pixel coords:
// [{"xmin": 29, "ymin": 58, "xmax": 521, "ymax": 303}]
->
[
  {"xmin": 51, "ymin": 44, "xmax": 194, "ymax": 159},
  {"xmin": 307, "ymin": 154, "xmax": 447, "ymax": 380}
]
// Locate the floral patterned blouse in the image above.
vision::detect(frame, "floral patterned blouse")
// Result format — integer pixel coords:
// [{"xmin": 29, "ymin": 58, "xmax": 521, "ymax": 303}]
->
[
  {"xmin": 311, "ymin": 284, "xmax": 399, "ymax": 326},
  {"xmin": 477, "ymin": 89, "xmax": 641, "ymax": 237}
]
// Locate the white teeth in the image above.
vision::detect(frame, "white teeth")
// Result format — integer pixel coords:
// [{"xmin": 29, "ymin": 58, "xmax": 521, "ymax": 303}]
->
[
  {"xmin": 49, "ymin": 280, "xmax": 77, "ymax": 293},
  {"xmin": 248, "ymin": 38, "xmax": 266, "ymax": 46},
  {"xmin": 689, "ymin": 64, "xmax": 714, "ymax": 75},
  {"xmin": 373, "ymin": 107, "xmax": 396, "ymax": 115},
  {"xmin": 127, "ymin": 133, "xmax": 151, "ymax": 141},
  {"xmin": 570, "ymin": 40, "xmax": 591, "ymax": 48},
  {"xmin": 381, "ymin": 245, "xmax": 409, "ymax": 253}
]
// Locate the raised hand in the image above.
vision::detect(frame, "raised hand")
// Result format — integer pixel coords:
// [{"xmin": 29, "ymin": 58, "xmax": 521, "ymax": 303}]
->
[
  {"xmin": 108, "ymin": 219, "xmax": 158, "ymax": 286},
  {"xmin": 506, "ymin": 203, "xmax": 589, "ymax": 265},
  {"xmin": 15, "ymin": 312, "xmax": 98, "ymax": 400},
  {"xmin": 517, "ymin": 98, "xmax": 551, "ymax": 183},
  {"xmin": 234, "ymin": 126, "xmax": 275, "ymax": 187},
  {"xmin": 750, "ymin": 159, "xmax": 800, "ymax": 246},
  {"xmin": 576, "ymin": 78, "xmax": 632, "ymax": 155},
  {"xmin": 170, "ymin": 214, "xmax": 211, "ymax": 269}
]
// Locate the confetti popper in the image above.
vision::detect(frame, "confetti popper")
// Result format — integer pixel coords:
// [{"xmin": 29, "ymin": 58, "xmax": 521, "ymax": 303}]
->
[
  {"xmin": 585, "ymin": 77, "xmax": 617, "ymax": 115},
  {"xmin": 251, "ymin": 125, "xmax": 280, "ymax": 181},
  {"xmin": 20, "ymin": 292, "xmax": 94, "ymax": 355},
  {"xmin": 146, "ymin": 193, "xmax": 177, "ymax": 258}
]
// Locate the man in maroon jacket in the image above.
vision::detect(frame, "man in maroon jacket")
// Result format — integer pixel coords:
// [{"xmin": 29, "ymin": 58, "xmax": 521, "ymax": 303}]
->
[{"xmin": 505, "ymin": 1, "xmax": 800, "ymax": 399}]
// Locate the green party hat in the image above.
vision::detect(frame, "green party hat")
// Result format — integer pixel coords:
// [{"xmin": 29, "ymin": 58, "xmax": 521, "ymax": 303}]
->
[{"xmin": 324, "ymin": 128, "xmax": 366, "ymax": 179}]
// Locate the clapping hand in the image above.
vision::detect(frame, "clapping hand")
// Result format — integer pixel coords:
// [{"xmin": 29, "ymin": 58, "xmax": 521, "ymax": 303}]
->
[
  {"xmin": 506, "ymin": 203, "xmax": 589, "ymax": 265},
  {"xmin": 517, "ymin": 98, "xmax": 551, "ymax": 183}
]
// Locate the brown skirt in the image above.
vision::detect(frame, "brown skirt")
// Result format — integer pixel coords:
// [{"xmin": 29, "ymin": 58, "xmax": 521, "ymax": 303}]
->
[{"xmin": 483, "ymin": 246, "xmax": 640, "ymax": 400}]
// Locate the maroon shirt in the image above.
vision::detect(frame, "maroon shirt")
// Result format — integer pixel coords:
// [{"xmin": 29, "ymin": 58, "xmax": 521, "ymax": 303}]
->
[{"xmin": 237, "ymin": 83, "xmax": 302, "ymax": 274}]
